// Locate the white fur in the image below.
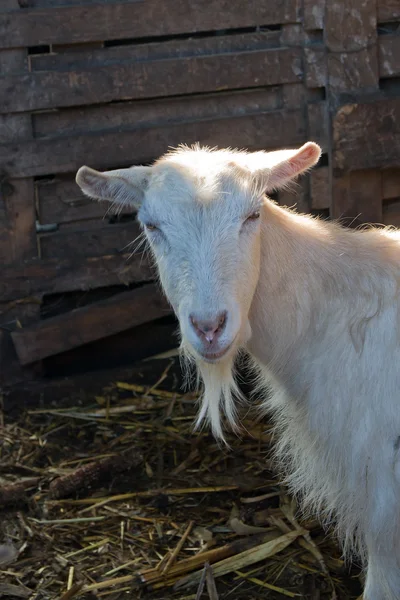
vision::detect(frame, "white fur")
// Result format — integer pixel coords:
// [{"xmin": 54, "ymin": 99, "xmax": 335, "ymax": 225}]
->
[{"xmin": 76, "ymin": 143, "xmax": 400, "ymax": 599}]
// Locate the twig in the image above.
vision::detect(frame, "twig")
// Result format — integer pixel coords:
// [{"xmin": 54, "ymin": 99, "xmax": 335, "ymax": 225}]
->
[
  {"xmin": 162, "ymin": 521, "xmax": 194, "ymax": 573},
  {"xmin": 0, "ymin": 478, "xmax": 40, "ymax": 508},
  {"xmin": 205, "ymin": 563, "xmax": 219, "ymax": 600},
  {"xmin": 49, "ymin": 449, "xmax": 143, "ymax": 499}
]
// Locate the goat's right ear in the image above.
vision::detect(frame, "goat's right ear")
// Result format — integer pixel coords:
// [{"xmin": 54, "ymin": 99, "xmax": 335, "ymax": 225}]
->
[{"xmin": 75, "ymin": 165, "xmax": 152, "ymax": 209}]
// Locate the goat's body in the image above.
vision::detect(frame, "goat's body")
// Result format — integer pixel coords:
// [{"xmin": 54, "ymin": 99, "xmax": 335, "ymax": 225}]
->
[
  {"xmin": 76, "ymin": 142, "xmax": 400, "ymax": 599},
  {"xmin": 247, "ymin": 203, "xmax": 400, "ymax": 598}
]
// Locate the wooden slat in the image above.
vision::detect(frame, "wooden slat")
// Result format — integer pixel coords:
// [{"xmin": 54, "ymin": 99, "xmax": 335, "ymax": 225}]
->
[
  {"xmin": 37, "ymin": 176, "xmax": 119, "ymax": 224},
  {"xmin": 383, "ymin": 199, "xmax": 400, "ymax": 227},
  {"xmin": 0, "ymin": 254, "xmax": 155, "ymax": 302},
  {"xmin": 0, "ymin": 109, "xmax": 307, "ymax": 178},
  {"xmin": 305, "ymin": 47, "xmax": 326, "ymax": 88},
  {"xmin": 304, "ymin": 0, "xmax": 325, "ymax": 29},
  {"xmin": 379, "ymin": 33, "xmax": 400, "ymax": 78},
  {"xmin": 307, "ymin": 102, "xmax": 329, "ymax": 152},
  {"xmin": 11, "ymin": 283, "xmax": 172, "ymax": 365},
  {"xmin": 0, "ymin": 47, "xmax": 301, "ymax": 114},
  {"xmin": 382, "ymin": 169, "xmax": 400, "ymax": 200},
  {"xmin": 0, "ymin": 0, "xmax": 299, "ymax": 49},
  {"xmin": 331, "ymin": 170, "xmax": 383, "ymax": 224},
  {"xmin": 0, "ymin": 0, "xmax": 37, "ymax": 266},
  {"xmin": 33, "ymin": 87, "xmax": 281, "ymax": 140},
  {"xmin": 39, "ymin": 222, "xmax": 141, "ymax": 259},
  {"xmin": 325, "ymin": 0, "xmax": 379, "ymax": 96},
  {"xmin": 310, "ymin": 166, "xmax": 329, "ymax": 210},
  {"xmin": 333, "ymin": 99, "xmax": 400, "ymax": 171},
  {"xmin": 30, "ymin": 31, "xmax": 282, "ymax": 72},
  {"xmin": 377, "ymin": 0, "xmax": 400, "ymax": 22}
]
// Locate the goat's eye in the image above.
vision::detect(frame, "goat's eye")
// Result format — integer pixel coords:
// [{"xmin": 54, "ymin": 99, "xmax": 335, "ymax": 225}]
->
[
  {"xmin": 145, "ymin": 223, "xmax": 159, "ymax": 232},
  {"xmin": 245, "ymin": 210, "xmax": 261, "ymax": 223}
]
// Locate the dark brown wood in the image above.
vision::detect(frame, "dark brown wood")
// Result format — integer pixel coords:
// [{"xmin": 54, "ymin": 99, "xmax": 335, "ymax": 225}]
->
[
  {"xmin": 0, "ymin": 1, "xmax": 37, "ymax": 266},
  {"xmin": 383, "ymin": 199, "xmax": 400, "ymax": 227},
  {"xmin": 0, "ymin": 47, "xmax": 302, "ymax": 114},
  {"xmin": 379, "ymin": 34, "xmax": 400, "ymax": 78},
  {"xmin": 39, "ymin": 222, "xmax": 142, "ymax": 259},
  {"xmin": 11, "ymin": 283, "xmax": 172, "ymax": 365},
  {"xmin": 331, "ymin": 171, "xmax": 383, "ymax": 224},
  {"xmin": 32, "ymin": 87, "xmax": 281, "ymax": 140},
  {"xmin": 304, "ymin": 0, "xmax": 325, "ymax": 29},
  {"xmin": 310, "ymin": 167, "xmax": 330, "ymax": 210},
  {"xmin": 333, "ymin": 99, "xmax": 400, "ymax": 171},
  {"xmin": 30, "ymin": 31, "xmax": 282, "ymax": 72},
  {"xmin": 0, "ymin": 254, "xmax": 155, "ymax": 302},
  {"xmin": 377, "ymin": 0, "xmax": 400, "ymax": 22},
  {"xmin": 325, "ymin": 0, "xmax": 379, "ymax": 96},
  {"xmin": 308, "ymin": 102, "xmax": 329, "ymax": 152},
  {"xmin": 0, "ymin": 109, "xmax": 307, "ymax": 178},
  {"xmin": 382, "ymin": 169, "xmax": 400, "ymax": 200},
  {"xmin": 305, "ymin": 47, "xmax": 326, "ymax": 88},
  {"xmin": 0, "ymin": 0, "xmax": 299, "ymax": 49}
]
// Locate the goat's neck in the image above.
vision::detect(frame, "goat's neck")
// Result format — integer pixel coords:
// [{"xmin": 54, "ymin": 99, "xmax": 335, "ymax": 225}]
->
[{"xmin": 247, "ymin": 201, "xmax": 337, "ymax": 371}]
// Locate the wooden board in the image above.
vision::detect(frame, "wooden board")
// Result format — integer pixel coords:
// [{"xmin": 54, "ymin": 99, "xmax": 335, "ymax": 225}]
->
[
  {"xmin": 331, "ymin": 170, "xmax": 383, "ymax": 224},
  {"xmin": 333, "ymin": 99, "xmax": 400, "ymax": 171},
  {"xmin": 382, "ymin": 169, "xmax": 400, "ymax": 200},
  {"xmin": 379, "ymin": 33, "xmax": 400, "ymax": 78},
  {"xmin": 383, "ymin": 199, "xmax": 400, "ymax": 227},
  {"xmin": 377, "ymin": 0, "xmax": 400, "ymax": 22},
  {"xmin": 30, "ymin": 30, "xmax": 282, "ymax": 72},
  {"xmin": 0, "ymin": 0, "xmax": 299, "ymax": 49},
  {"xmin": 36, "ymin": 176, "xmax": 123, "ymax": 225},
  {"xmin": 310, "ymin": 166, "xmax": 330, "ymax": 210},
  {"xmin": 39, "ymin": 222, "xmax": 142, "ymax": 259},
  {"xmin": 32, "ymin": 87, "xmax": 281, "ymax": 140},
  {"xmin": 0, "ymin": 47, "xmax": 302, "ymax": 113},
  {"xmin": 0, "ymin": 109, "xmax": 308, "ymax": 178},
  {"xmin": 11, "ymin": 283, "xmax": 172, "ymax": 365},
  {"xmin": 0, "ymin": 254, "xmax": 155, "ymax": 302}
]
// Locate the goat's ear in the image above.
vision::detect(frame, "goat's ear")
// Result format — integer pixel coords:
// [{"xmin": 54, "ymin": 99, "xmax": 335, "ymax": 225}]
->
[
  {"xmin": 262, "ymin": 142, "xmax": 321, "ymax": 192},
  {"xmin": 75, "ymin": 165, "xmax": 151, "ymax": 208}
]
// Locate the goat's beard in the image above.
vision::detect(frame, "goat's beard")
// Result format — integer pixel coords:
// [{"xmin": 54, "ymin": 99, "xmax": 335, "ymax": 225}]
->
[{"xmin": 179, "ymin": 340, "xmax": 245, "ymax": 444}]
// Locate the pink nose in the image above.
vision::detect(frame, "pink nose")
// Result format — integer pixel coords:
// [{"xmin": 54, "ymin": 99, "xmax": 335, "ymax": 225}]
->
[{"xmin": 190, "ymin": 311, "xmax": 227, "ymax": 344}]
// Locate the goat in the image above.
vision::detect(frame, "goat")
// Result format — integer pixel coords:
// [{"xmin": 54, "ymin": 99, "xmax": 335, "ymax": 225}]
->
[{"xmin": 76, "ymin": 142, "xmax": 400, "ymax": 600}]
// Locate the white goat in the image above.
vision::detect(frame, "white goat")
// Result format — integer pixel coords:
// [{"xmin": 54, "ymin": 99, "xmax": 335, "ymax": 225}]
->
[{"xmin": 76, "ymin": 142, "xmax": 400, "ymax": 600}]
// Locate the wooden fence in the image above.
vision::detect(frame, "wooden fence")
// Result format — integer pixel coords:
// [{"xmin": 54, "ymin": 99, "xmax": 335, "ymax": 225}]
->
[{"xmin": 1, "ymin": 0, "xmax": 400, "ymax": 384}]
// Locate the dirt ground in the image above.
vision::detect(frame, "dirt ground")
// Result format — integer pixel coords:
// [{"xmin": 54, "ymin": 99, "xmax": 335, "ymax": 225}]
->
[{"xmin": 0, "ymin": 355, "xmax": 363, "ymax": 599}]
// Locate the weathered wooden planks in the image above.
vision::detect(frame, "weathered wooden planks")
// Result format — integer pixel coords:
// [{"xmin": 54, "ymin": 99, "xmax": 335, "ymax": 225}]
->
[
  {"xmin": 377, "ymin": 0, "xmax": 400, "ymax": 22},
  {"xmin": 379, "ymin": 33, "xmax": 400, "ymax": 78},
  {"xmin": 0, "ymin": 254, "xmax": 155, "ymax": 302},
  {"xmin": 39, "ymin": 222, "xmax": 142, "ymax": 259},
  {"xmin": 0, "ymin": 109, "xmax": 308, "ymax": 178},
  {"xmin": 11, "ymin": 283, "xmax": 172, "ymax": 365},
  {"xmin": 0, "ymin": 0, "xmax": 299, "ymax": 49},
  {"xmin": 333, "ymin": 99, "xmax": 400, "ymax": 172},
  {"xmin": 0, "ymin": 47, "xmax": 302, "ymax": 113}
]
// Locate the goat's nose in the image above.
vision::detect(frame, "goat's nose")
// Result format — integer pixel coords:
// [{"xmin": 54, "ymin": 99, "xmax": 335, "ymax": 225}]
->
[{"xmin": 190, "ymin": 311, "xmax": 227, "ymax": 344}]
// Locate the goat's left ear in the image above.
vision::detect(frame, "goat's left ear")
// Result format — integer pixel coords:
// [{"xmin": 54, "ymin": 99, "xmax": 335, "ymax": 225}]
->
[
  {"xmin": 263, "ymin": 142, "xmax": 322, "ymax": 192},
  {"xmin": 75, "ymin": 165, "xmax": 152, "ymax": 208}
]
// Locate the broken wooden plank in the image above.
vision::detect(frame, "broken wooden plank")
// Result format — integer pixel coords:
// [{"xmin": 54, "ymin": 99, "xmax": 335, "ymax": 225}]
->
[
  {"xmin": 0, "ymin": 0, "xmax": 299, "ymax": 49},
  {"xmin": 333, "ymin": 99, "xmax": 400, "ymax": 171},
  {"xmin": 0, "ymin": 109, "xmax": 308, "ymax": 178},
  {"xmin": 0, "ymin": 254, "xmax": 155, "ymax": 302},
  {"xmin": 0, "ymin": 47, "xmax": 302, "ymax": 113},
  {"xmin": 11, "ymin": 283, "xmax": 172, "ymax": 365}
]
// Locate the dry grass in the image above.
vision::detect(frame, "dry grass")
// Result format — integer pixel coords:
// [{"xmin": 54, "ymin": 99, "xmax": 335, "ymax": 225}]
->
[{"xmin": 0, "ymin": 356, "xmax": 363, "ymax": 599}]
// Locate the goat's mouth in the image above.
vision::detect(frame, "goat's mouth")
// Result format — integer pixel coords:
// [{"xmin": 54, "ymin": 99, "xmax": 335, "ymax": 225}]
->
[{"xmin": 198, "ymin": 339, "xmax": 236, "ymax": 363}]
